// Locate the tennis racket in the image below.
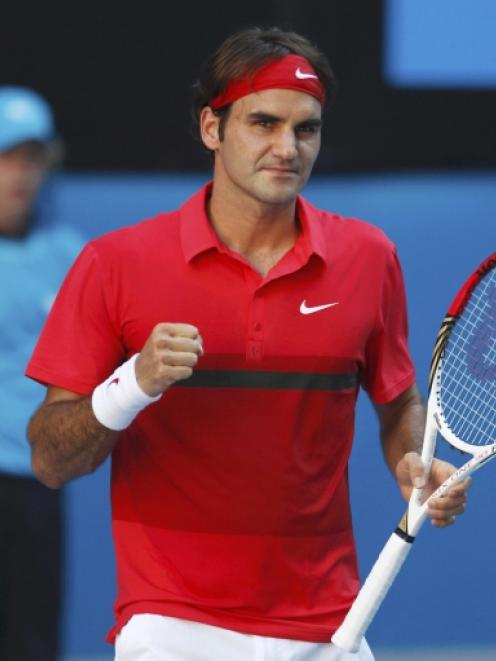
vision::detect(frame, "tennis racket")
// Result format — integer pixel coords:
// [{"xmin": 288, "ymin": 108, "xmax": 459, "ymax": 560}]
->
[{"xmin": 332, "ymin": 252, "xmax": 496, "ymax": 653}]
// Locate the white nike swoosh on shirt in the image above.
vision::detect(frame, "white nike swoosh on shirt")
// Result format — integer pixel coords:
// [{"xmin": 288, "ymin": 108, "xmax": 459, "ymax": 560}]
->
[
  {"xmin": 300, "ymin": 300, "xmax": 339, "ymax": 315},
  {"xmin": 295, "ymin": 67, "xmax": 318, "ymax": 80}
]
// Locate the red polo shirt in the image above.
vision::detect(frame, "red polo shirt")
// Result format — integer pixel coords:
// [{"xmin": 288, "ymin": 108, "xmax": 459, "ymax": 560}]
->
[{"xmin": 27, "ymin": 183, "xmax": 415, "ymax": 643}]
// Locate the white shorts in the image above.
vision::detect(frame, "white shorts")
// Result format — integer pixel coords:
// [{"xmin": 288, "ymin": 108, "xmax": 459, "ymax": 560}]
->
[{"xmin": 115, "ymin": 613, "xmax": 375, "ymax": 661}]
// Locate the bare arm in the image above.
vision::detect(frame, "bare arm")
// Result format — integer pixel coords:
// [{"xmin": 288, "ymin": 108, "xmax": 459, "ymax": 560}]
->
[
  {"xmin": 376, "ymin": 384, "xmax": 469, "ymax": 527},
  {"xmin": 28, "ymin": 322, "xmax": 203, "ymax": 489},
  {"xmin": 28, "ymin": 388, "xmax": 118, "ymax": 489},
  {"xmin": 376, "ymin": 384, "xmax": 425, "ymax": 477}
]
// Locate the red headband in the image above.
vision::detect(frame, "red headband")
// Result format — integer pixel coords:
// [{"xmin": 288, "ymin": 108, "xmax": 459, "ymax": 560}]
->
[{"xmin": 209, "ymin": 54, "xmax": 325, "ymax": 110}]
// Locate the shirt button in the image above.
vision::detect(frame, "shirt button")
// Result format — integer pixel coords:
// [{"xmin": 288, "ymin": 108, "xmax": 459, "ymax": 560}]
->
[{"xmin": 254, "ymin": 322, "xmax": 262, "ymax": 331}]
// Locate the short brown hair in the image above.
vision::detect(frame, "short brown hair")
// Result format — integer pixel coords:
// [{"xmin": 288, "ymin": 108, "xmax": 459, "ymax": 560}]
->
[{"xmin": 192, "ymin": 27, "xmax": 336, "ymax": 139}]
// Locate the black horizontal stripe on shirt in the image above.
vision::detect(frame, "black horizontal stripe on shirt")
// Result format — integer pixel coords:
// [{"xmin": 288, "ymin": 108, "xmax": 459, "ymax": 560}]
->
[{"xmin": 174, "ymin": 370, "xmax": 358, "ymax": 391}]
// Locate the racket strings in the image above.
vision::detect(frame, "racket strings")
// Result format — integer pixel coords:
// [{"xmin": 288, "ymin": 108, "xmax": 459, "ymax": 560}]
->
[{"xmin": 439, "ymin": 267, "xmax": 496, "ymax": 447}]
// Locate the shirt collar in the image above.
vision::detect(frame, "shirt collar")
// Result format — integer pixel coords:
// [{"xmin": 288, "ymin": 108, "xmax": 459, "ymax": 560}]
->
[
  {"xmin": 180, "ymin": 182, "xmax": 328, "ymax": 264},
  {"xmin": 294, "ymin": 195, "xmax": 327, "ymax": 263},
  {"xmin": 180, "ymin": 182, "xmax": 223, "ymax": 262}
]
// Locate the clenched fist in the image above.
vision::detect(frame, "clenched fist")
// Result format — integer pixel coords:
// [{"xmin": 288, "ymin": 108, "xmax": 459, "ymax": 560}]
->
[{"xmin": 135, "ymin": 323, "xmax": 203, "ymax": 397}]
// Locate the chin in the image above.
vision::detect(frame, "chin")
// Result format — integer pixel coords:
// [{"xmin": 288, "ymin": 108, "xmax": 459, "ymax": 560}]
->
[{"xmin": 255, "ymin": 181, "xmax": 303, "ymax": 206}]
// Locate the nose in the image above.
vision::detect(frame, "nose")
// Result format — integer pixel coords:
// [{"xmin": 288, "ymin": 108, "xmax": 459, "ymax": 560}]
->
[{"xmin": 272, "ymin": 128, "xmax": 298, "ymax": 161}]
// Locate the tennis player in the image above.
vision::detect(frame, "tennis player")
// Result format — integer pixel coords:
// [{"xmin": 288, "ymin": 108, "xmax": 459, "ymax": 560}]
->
[{"xmin": 26, "ymin": 28, "xmax": 469, "ymax": 660}]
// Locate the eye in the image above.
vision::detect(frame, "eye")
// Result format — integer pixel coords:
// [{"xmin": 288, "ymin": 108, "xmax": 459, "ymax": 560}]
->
[
  {"xmin": 254, "ymin": 119, "xmax": 275, "ymax": 129},
  {"xmin": 296, "ymin": 124, "xmax": 320, "ymax": 136}
]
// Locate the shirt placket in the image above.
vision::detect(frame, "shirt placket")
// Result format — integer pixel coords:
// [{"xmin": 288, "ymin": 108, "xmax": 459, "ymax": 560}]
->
[
  {"xmin": 242, "ymin": 248, "xmax": 315, "ymax": 362},
  {"xmin": 239, "ymin": 262, "xmax": 266, "ymax": 362},
  {"xmin": 246, "ymin": 284, "xmax": 265, "ymax": 361}
]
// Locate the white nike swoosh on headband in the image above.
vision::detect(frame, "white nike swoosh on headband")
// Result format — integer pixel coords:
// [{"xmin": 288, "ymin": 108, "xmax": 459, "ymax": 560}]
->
[
  {"xmin": 295, "ymin": 67, "xmax": 318, "ymax": 80},
  {"xmin": 300, "ymin": 301, "xmax": 339, "ymax": 315}
]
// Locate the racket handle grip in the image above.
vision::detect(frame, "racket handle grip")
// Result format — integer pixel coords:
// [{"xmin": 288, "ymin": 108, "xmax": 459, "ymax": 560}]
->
[{"xmin": 331, "ymin": 531, "xmax": 413, "ymax": 653}]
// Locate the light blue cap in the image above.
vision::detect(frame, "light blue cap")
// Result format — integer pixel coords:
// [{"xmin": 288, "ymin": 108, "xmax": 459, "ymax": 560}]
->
[{"xmin": 0, "ymin": 86, "xmax": 55, "ymax": 152}]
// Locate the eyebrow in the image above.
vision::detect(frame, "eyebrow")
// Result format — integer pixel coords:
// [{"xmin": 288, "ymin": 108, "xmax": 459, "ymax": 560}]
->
[
  {"xmin": 247, "ymin": 111, "xmax": 322, "ymax": 129},
  {"xmin": 247, "ymin": 111, "xmax": 282, "ymax": 123}
]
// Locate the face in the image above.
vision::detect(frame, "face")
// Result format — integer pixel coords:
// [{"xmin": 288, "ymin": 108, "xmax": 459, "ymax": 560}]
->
[
  {"xmin": 201, "ymin": 88, "xmax": 322, "ymax": 209},
  {"xmin": 0, "ymin": 142, "xmax": 50, "ymax": 235}
]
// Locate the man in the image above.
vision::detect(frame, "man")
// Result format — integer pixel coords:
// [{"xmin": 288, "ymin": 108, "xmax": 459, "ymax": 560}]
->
[
  {"xmin": 0, "ymin": 87, "xmax": 82, "ymax": 660},
  {"xmin": 26, "ymin": 29, "xmax": 469, "ymax": 660}
]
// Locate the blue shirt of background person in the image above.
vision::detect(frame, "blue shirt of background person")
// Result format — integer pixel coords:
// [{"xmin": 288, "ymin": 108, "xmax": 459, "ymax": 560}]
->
[{"xmin": 0, "ymin": 87, "xmax": 82, "ymax": 475}]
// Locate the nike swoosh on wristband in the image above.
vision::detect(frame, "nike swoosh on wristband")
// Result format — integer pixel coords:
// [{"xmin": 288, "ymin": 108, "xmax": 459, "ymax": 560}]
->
[
  {"xmin": 300, "ymin": 300, "xmax": 339, "ymax": 315},
  {"xmin": 295, "ymin": 67, "xmax": 319, "ymax": 80}
]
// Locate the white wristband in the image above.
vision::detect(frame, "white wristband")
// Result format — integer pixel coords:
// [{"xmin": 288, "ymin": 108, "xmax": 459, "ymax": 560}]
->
[{"xmin": 91, "ymin": 354, "xmax": 161, "ymax": 431}]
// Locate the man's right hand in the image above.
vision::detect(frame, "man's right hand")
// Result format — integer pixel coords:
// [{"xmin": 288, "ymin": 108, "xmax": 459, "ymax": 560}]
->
[{"xmin": 135, "ymin": 323, "xmax": 203, "ymax": 397}]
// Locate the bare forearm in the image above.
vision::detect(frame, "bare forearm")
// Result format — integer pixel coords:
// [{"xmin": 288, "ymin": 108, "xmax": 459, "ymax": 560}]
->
[
  {"xmin": 378, "ymin": 385, "xmax": 426, "ymax": 474},
  {"xmin": 28, "ymin": 397, "xmax": 119, "ymax": 489}
]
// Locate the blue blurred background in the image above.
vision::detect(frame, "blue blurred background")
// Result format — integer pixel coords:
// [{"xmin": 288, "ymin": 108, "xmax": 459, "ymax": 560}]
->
[
  {"xmin": 2, "ymin": 0, "xmax": 496, "ymax": 658},
  {"xmin": 385, "ymin": 0, "xmax": 496, "ymax": 87}
]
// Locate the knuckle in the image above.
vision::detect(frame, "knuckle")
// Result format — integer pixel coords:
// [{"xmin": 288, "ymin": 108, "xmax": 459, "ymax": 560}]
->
[
  {"xmin": 153, "ymin": 336, "xmax": 171, "ymax": 352},
  {"xmin": 153, "ymin": 322, "xmax": 171, "ymax": 336}
]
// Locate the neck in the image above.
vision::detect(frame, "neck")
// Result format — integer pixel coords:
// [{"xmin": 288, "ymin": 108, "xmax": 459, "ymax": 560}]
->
[{"xmin": 207, "ymin": 181, "xmax": 299, "ymax": 275}]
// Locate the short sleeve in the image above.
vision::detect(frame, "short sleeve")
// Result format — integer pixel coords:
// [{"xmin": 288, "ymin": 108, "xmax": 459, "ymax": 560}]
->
[
  {"xmin": 360, "ymin": 247, "xmax": 416, "ymax": 404},
  {"xmin": 26, "ymin": 242, "xmax": 126, "ymax": 394}
]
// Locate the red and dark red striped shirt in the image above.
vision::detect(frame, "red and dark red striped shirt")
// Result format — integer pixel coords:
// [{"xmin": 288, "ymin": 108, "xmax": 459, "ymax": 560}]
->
[{"xmin": 27, "ymin": 183, "xmax": 415, "ymax": 643}]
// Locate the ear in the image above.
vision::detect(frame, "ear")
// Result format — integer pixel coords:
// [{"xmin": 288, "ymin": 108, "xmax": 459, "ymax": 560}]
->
[{"xmin": 200, "ymin": 106, "xmax": 221, "ymax": 151}]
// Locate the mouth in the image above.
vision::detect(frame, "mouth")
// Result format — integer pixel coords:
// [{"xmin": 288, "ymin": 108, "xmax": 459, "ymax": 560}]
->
[{"xmin": 262, "ymin": 167, "xmax": 299, "ymax": 176}]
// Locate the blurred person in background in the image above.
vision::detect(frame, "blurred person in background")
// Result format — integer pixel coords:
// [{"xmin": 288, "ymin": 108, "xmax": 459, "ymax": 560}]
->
[{"xmin": 0, "ymin": 86, "xmax": 82, "ymax": 661}]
